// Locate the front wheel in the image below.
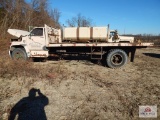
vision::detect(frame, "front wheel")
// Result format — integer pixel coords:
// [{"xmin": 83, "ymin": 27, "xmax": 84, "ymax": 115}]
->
[
  {"xmin": 106, "ymin": 49, "xmax": 128, "ymax": 68},
  {"xmin": 11, "ymin": 48, "xmax": 28, "ymax": 60}
]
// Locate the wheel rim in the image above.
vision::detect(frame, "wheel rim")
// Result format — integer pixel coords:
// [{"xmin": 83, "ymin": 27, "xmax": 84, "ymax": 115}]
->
[
  {"xmin": 14, "ymin": 51, "xmax": 25, "ymax": 60},
  {"xmin": 111, "ymin": 53, "xmax": 123, "ymax": 65}
]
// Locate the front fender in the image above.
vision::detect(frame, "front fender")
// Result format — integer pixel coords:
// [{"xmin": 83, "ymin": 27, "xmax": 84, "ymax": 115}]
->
[
  {"xmin": 23, "ymin": 46, "xmax": 31, "ymax": 57},
  {"xmin": 9, "ymin": 45, "xmax": 31, "ymax": 57}
]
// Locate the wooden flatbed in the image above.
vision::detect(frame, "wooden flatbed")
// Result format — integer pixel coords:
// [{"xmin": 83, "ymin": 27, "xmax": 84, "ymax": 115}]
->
[{"xmin": 47, "ymin": 42, "xmax": 153, "ymax": 47}]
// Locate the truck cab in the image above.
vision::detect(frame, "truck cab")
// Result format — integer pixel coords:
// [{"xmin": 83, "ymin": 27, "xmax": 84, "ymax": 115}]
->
[
  {"xmin": 8, "ymin": 26, "xmax": 49, "ymax": 59},
  {"xmin": 108, "ymin": 30, "xmax": 134, "ymax": 43}
]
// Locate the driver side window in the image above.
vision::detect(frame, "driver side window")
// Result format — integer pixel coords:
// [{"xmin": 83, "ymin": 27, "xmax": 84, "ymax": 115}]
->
[{"xmin": 30, "ymin": 28, "xmax": 43, "ymax": 36}]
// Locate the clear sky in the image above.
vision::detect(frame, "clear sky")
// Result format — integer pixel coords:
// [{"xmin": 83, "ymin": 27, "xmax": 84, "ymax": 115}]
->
[{"xmin": 48, "ymin": 0, "xmax": 160, "ymax": 35}]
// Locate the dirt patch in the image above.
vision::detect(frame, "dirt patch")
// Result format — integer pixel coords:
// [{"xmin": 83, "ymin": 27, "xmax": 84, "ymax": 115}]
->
[{"xmin": 0, "ymin": 47, "xmax": 160, "ymax": 120}]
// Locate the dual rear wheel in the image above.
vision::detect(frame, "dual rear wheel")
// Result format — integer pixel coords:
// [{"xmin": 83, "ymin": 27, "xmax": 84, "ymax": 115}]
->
[{"xmin": 105, "ymin": 49, "xmax": 128, "ymax": 68}]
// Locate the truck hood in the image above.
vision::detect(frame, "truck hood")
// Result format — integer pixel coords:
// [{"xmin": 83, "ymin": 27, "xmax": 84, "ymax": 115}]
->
[
  {"xmin": 7, "ymin": 29, "xmax": 30, "ymax": 38},
  {"xmin": 119, "ymin": 35, "xmax": 134, "ymax": 42},
  {"xmin": 119, "ymin": 36, "xmax": 134, "ymax": 40}
]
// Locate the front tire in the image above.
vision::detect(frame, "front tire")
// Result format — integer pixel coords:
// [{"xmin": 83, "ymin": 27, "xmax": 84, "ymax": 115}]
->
[
  {"xmin": 106, "ymin": 49, "xmax": 128, "ymax": 68},
  {"xmin": 11, "ymin": 48, "xmax": 28, "ymax": 60}
]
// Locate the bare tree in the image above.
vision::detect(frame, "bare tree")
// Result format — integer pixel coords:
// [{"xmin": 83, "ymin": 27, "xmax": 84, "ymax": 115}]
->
[
  {"xmin": 66, "ymin": 13, "xmax": 92, "ymax": 27},
  {"xmin": 50, "ymin": 8, "xmax": 61, "ymax": 28},
  {"xmin": 66, "ymin": 17, "xmax": 77, "ymax": 27}
]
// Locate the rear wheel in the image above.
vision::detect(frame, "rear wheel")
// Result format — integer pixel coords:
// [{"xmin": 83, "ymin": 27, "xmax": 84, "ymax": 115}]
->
[
  {"xmin": 106, "ymin": 49, "xmax": 128, "ymax": 68},
  {"xmin": 11, "ymin": 48, "xmax": 28, "ymax": 60}
]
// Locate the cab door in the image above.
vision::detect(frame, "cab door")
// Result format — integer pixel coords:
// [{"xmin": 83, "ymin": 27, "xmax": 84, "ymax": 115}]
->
[{"xmin": 28, "ymin": 28, "xmax": 46, "ymax": 50}]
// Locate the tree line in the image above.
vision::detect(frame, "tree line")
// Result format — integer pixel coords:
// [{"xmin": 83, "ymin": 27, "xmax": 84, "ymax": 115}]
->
[
  {"xmin": 0, "ymin": 0, "xmax": 92, "ymax": 39},
  {"xmin": 123, "ymin": 34, "xmax": 160, "ymax": 45},
  {"xmin": 0, "ymin": 0, "xmax": 61, "ymax": 39}
]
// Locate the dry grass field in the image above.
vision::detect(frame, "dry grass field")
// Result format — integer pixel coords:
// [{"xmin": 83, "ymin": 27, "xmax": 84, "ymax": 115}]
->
[{"xmin": 0, "ymin": 47, "xmax": 159, "ymax": 120}]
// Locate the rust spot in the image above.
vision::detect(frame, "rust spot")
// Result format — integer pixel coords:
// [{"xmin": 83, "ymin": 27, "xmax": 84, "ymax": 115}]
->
[
  {"xmin": 86, "ymin": 44, "xmax": 90, "ymax": 46},
  {"xmin": 132, "ymin": 43, "xmax": 139, "ymax": 46}
]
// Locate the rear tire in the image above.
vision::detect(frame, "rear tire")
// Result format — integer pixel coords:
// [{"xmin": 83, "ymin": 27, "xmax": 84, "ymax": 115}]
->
[
  {"xmin": 106, "ymin": 49, "xmax": 128, "ymax": 68},
  {"xmin": 11, "ymin": 48, "xmax": 28, "ymax": 60}
]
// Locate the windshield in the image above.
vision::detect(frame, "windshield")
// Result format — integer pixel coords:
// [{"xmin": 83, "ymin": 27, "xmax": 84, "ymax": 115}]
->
[{"xmin": 110, "ymin": 32, "xmax": 115, "ymax": 36}]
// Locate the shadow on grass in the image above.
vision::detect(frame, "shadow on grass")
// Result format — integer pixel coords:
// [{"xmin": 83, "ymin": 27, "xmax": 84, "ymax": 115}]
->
[
  {"xmin": 143, "ymin": 53, "xmax": 160, "ymax": 58},
  {"xmin": 8, "ymin": 88, "xmax": 49, "ymax": 120},
  {"xmin": 48, "ymin": 55, "xmax": 106, "ymax": 66}
]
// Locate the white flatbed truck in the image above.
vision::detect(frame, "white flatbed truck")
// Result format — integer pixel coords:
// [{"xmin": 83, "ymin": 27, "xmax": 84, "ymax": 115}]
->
[{"xmin": 8, "ymin": 25, "xmax": 153, "ymax": 68}]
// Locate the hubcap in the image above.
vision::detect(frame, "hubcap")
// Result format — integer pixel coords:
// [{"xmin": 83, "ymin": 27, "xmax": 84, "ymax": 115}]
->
[
  {"xmin": 14, "ymin": 52, "xmax": 24, "ymax": 59},
  {"xmin": 111, "ymin": 54, "xmax": 123, "ymax": 65}
]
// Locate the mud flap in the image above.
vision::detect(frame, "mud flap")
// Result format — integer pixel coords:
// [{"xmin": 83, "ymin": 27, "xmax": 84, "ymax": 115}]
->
[{"xmin": 131, "ymin": 48, "xmax": 136, "ymax": 62}]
